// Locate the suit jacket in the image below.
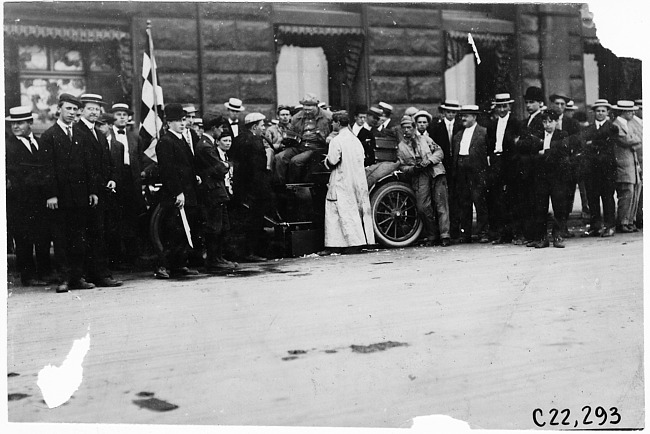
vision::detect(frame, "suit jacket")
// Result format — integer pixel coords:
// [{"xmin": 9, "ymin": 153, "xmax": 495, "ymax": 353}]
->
[
  {"xmin": 40, "ymin": 122, "xmax": 97, "ymax": 209},
  {"xmin": 451, "ymin": 124, "xmax": 489, "ymax": 178},
  {"xmin": 581, "ymin": 120, "xmax": 618, "ymax": 178},
  {"xmin": 429, "ymin": 117, "xmax": 462, "ymax": 174},
  {"xmin": 108, "ymin": 127, "xmax": 144, "ymax": 184},
  {"xmin": 194, "ymin": 135, "xmax": 230, "ymax": 204},
  {"xmin": 534, "ymin": 129, "xmax": 570, "ymax": 177},
  {"xmin": 5, "ymin": 134, "xmax": 48, "ymax": 210},
  {"xmin": 486, "ymin": 114, "xmax": 521, "ymax": 183},
  {"xmin": 522, "ymin": 111, "xmax": 544, "ymax": 138},
  {"xmin": 156, "ymin": 130, "xmax": 199, "ymax": 207},
  {"xmin": 612, "ymin": 116, "xmax": 642, "ymax": 184},
  {"xmin": 356, "ymin": 126, "xmax": 376, "ymax": 166},
  {"xmin": 74, "ymin": 120, "xmax": 115, "ymax": 202},
  {"xmin": 558, "ymin": 115, "xmax": 581, "ymax": 137},
  {"xmin": 231, "ymin": 129, "xmax": 271, "ymax": 204}
]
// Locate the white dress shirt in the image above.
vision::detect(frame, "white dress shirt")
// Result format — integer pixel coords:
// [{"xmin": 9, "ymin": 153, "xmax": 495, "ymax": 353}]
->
[
  {"xmin": 543, "ymin": 131, "xmax": 553, "ymax": 150},
  {"xmin": 229, "ymin": 120, "xmax": 239, "ymax": 137},
  {"xmin": 458, "ymin": 123, "xmax": 477, "ymax": 155},
  {"xmin": 57, "ymin": 119, "xmax": 73, "ymax": 139},
  {"xmin": 112, "ymin": 125, "xmax": 130, "ymax": 165},
  {"xmin": 17, "ymin": 133, "xmax": 39, "ymax": 153},
  {"xmin": 444, "ymin": 118, "xmax": 455, "ymax": 144},
  {"xmin": 495, "ymin": 112, "xmax": 509, "ymax": 153},
  {"xmin": 217, "ymin": 147, "xmax": 233, "ymax": 195}
]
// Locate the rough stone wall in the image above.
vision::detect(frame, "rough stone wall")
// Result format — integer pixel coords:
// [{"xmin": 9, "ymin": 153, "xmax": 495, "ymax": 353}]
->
[
  {"xmin": 365, "ymin": 6, "xmax": 445, "ymax": 116},
  {"xmin": 517, "ymin": 4, "xmax": 543, "ymax": 95}
]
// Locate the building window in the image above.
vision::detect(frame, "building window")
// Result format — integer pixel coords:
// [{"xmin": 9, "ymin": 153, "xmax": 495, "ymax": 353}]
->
[{"xmin": 17, "ymin": 41, "xmax": 118, "ymax": 133}]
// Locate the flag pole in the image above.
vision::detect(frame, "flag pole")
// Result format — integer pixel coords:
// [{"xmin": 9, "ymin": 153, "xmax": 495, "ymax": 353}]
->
[{"xmin": 146, "ymin": 20, "xmax": 160, "ymax": 141}]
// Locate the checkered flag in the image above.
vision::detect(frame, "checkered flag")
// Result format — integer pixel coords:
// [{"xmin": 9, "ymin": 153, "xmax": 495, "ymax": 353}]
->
[{"xmin": 140, "ymin": 22, "xmax": 164, "ymax": 163}]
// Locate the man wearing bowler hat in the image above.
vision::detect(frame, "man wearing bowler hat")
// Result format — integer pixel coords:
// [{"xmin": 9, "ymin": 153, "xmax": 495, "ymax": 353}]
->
[
  {"xmin": 6, "ymin": 106, "xmax": 53, "ymax": 286},
  {"xmin": 486, "ymin": 93, "xmax": 521, "ymax": 243},
  {"xmin": 224, "ymin": 97, "xmax": 244, "ymax": 138},
  {"xmin": 452, "ymin": 105, "xmax": 490, "ymax": 243},
  {"xmin": 75, "ymin": 93, "xmax": 122, "ymax": 287},
  {"xmin": 106, "ymin": 102, "xmax": 146, "ymax": 268},
  {"xmin": 154, "ymin": 103, "xmax": 202, "ymax": 278},
  {"xmin": 40, "ymin": 93, "xmax": 96, "ymax": 292}
]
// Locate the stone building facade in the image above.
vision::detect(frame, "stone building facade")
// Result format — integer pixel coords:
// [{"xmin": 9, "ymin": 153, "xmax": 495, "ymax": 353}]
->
[{"xmin": 4, "ymin": 2, "xmax": 641, "ymax": 133}]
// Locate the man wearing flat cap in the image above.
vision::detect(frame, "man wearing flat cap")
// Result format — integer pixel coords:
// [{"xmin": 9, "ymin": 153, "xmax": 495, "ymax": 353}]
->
[
  {"xmin": 75, "ymin": 93, "xmax": 122, "ymax": 287},
  {"xmin": 232, "ymin": 112, "xmax": 272, "ymax": 262},
  {"xmin": 40, "ymin": 93, "xmax": 97, "ymax": 292},
  {"xmin": 452, "ymin": 105, "xmax": 490, "ymax": 243},
  {"xmin": 276, "ymin": 93, "xmax": 331, "ymax": 183},
  {"xmin": 6, "ymin": 106, "xmax": 53, "ymax": 286},
  {"xmin": 398, "ymin": 115, "xmax": 451, "ymax": 247},
  {"xmin": 154, "ymin": 103, "xmax": 202, "ymax": 278},
  {"xmin": 104, "ymin": 103, "xmax": 146, "ymax": 269},
  {"xmin": 486, "ymin": 93, "xmax": 521, "ymax": 243}
]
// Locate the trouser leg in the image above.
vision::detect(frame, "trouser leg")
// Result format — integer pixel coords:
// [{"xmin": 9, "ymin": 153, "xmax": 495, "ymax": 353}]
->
[{"xmin": 432, "ymin": 175, "xmax": 450, "ymax": 239}]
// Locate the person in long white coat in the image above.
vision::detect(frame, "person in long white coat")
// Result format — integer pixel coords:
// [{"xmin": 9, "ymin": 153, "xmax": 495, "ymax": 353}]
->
[{"xmin": 321, "ymin": 111, "xmax": 375, "ymax": 253}]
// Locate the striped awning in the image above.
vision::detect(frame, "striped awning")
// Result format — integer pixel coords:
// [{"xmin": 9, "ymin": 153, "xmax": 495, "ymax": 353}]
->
[
  {"xmin": 4, "ymin": 23, "xmax": 128, "ymax": 42},
  {"xmin": 278, "ymin": 25, "xmax": 363, "ymax": 37},
  {"xmin": 447, "ymin": 30, "xmax": 510, "ymax": 44}
]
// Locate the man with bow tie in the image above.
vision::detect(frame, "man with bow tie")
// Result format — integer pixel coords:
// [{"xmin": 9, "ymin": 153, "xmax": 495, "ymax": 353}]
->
[
  {"xmin": 224, "ymin": 97, "xmax": 244, "ymax": 138},
  {"xmin": 6, "ymin": 106, "xmax": 53, "ymax": 287},
  {"xmin": 105, "ymin": 103, "xmax": 146, "ymax": 269},
  {"xmin": 75, "ymin": 93, "xmax": 122, "ymax": 287},
  {"xmin": 40, "ymin": 94, "xmax": 96, "ymax": 292}
]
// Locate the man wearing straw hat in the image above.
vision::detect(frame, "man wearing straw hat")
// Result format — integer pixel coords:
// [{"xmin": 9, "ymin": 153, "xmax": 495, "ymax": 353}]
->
[
  {"xmin": 6, "ymin": 106, "xmax": 53, "ymax": 286},
  {"xmin": 40, "ymin": 93, "xmax": 96, "ymax": 292},
  {"xmin": 452, "ymin": 104, "xmax": 490, "ymax": 243},
  {"xmin": 75, "ymin": 93, "xmax": 122, "ymax": 287},
  {"xmin": 612, "ymin": 100, "xmax": 643, "ymax": 233},
  {"xmin": 224, "ymin": 97, "xmax": 245, "ymax": 138},
  {"xmin": 486, "ymin": 93, "xmax": 521, "ymax": 243},
  {"xmin": 580, "ymin": 99, "xmax": 619, "ymax": 237},
  {"xmin": 106, "ymin": 102, "xmax": 146, "ymax": 268}
]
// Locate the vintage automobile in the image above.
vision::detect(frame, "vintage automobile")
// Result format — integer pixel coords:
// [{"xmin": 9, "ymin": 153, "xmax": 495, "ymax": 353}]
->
[{"xmin": 144, "ymin": 132, "xmax": 422, "ymax": 256}]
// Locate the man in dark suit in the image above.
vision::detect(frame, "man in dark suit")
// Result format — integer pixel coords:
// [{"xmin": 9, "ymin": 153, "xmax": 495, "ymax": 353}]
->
[
  {"xmin": 486, "ymin": 93, "xmax": 521, "ymax": 243},
  {"xmin": 375, "ymin": 101, "xmax": 397, "ymax": 138},
  {"xmin": 105, "ymin": 103, "xmax": 146, "ymax": 268},
  {"xmin": 154, "ymin": 103, "xmax": 202, "ymax": 278},
  {"xmin": 530, "ymin": 110, "xmax": 570, "ymax": 248},
  {"xmin": 429, "ymin": 99, "xmax": 463, "ymax": 238},
  {"xmin": 232, "ymin": 112, "xmax": 272, "ymax": 262},
  {"xmin": 41, "ymin": 94, "xmax": 97, "ymax": 292},
  {"xmin": 580, "ymin": 99, "xmax": 619, "ymax": 237},
  {"xmin": 224, "ymin": 97, "xmax": 244, "ymax": 138},
  {"xmin": 75, "ymin": 93, "xmax": 122, "ymax": 287},
  {"xmin": 194, "ymin": 115, "xmax": 238, "ymax": 272},
  {"xmin": 351, "ymin": 104, "xmax": 376, "ymax": 167},
  {"xmin": 452, "ymin": 105, "xmax": 490, "ymax": 243},
  {"xmin": 5, "ymin": 106, "xmax": 52, "ymax": 286},
  {"xmin": 549, "ymin": 92, "xmax": 583, "ymax": 237}
]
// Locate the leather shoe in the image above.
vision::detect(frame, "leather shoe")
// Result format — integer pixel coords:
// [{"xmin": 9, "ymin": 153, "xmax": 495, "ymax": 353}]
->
[
  {"xmin": 581, "ymin": 228, "xmax": 600, "ymax": 238},
  {"xmin": 172, "ymin": 267, "xmax": 200, "ymax": 276},
  {"xmin": 619, "ymin": 225, "xmax": 634, "ymax": 233},
  {"xmin": 441, "ymin": 238, "xmax": 451, "ymax": 247},
  {"xmin": 69, "ymin": 278, "xmax": 95, "ymax": 290},
  {"xmin": 243, "ymin": 254, "xmax": 267, "ymax": 262},
  {"xmin": 626, "ymin": 224, "xmax": 639, "ymax": 232},
  {"xmin": 22, "ymin": 278, "xmax": 48, "ymax": 287},
  {"xmin": 600, "ymin": 227, "xmax": 615, "ymax": 237},
  {"xmin": 217, "ymin": 258, "xmax": 239, "ymax": 268},
  {"xmin": 56, "ymin": 282, "xmax": 69, "ymax": 293},
  {"xmin": 154, "ymin": 267, "xmax": 170, "ymax": 279},
  {"xmin": 94, "ymin": 277, "xmax": 123, "ymax": 287},
  {"xmin": 553, "ymin": 237, "xmax": 565, "ymax": 248},
  {"xmin": 534, "ymin": 239, "xmax": 550, "ymax": 249}
]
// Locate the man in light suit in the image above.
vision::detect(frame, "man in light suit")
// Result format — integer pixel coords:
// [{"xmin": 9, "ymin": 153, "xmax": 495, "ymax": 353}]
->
[
  {"xmin": 5, "ymin": 106, "xmax": 52, "ymax": 286},
  {"xmin": 40, "ymin": 93, "xmax": 97, "ymax": 293},
  {"xmin": 106, "ymin": 103, "xmax": 146, "ymax": 268},
  {"xmin": 612, "ymin": 100, "xmax": 643, "ymax": 233},
  {"xmin": 452, "ymin": 105, "xmax": 490, "ymax": 243}
]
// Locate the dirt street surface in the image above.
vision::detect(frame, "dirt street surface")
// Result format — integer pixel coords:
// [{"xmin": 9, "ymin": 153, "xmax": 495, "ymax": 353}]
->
[{"xmin": 6, "ymin": 232, "xmax": 644, "ymax": 431}]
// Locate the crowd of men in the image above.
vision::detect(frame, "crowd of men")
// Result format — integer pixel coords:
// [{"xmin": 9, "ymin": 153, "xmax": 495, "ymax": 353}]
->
[{"xmin": 5, "ymin": 87, "xmax": 643, "ymax": 292}]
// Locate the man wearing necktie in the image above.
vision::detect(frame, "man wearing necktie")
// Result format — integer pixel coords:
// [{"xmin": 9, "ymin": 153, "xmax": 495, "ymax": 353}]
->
[
  {"xmin": 75, "ymin": 93, "xmax": 122, "ymax": 287},
  {"xmin": 40, "ymin": 93, "xmax": 97, "ymax": 292},
  {"xmin": 224, "ymin": 97, "xmax": 244, "ymax": 138},
  {"xmin": 580, "ymin": 99, "xmax": 619, "ymax": 237},
  {"xmin": 105, "ymin": 103, "xmax": 146, "ymax": 269},
  {"xmin": 5, "ymin": 106, "xmax": 53, "ymax": 286}
]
